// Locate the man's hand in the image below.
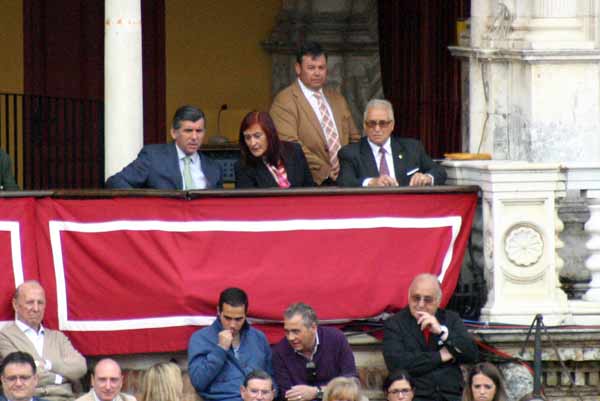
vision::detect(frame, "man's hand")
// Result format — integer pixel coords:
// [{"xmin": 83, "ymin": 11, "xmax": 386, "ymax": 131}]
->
[
  {"xmin": 409, "ymin": 172, "xmax": 432, "ymax": 186},
  {"xmin": 415, "ymin": 311, "xmax": 442, "ymax": 335},
  {"xmin": 330, "ymin": 165, "xmax": 340, "ymax": 181},
  {"xmin": 218, "ymin": 329, "xmax": 234, "ymax": 350},
  {"xmin": 440, "ymin": 346, "xmax": 454, "ymax": 363},
  {"xmin": 285, "ymin": 385, "xmax": 318, "ymax": 401},
  {"xmin": 368, "ymin": 175, "xmax": 399, "ymax": 187}
]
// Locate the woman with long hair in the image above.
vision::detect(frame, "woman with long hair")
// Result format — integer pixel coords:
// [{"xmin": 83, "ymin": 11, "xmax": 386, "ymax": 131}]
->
[
  {"xmin": 139, "ymin": 362, "xmax": 183, "ymax": 401},
  {"xmin": 235, "ymin": 111, "xmax": 314, "ymax": 188},
  {"xmin": 463, "ymin": 362, "xmax": 508, "ymax": 401}
]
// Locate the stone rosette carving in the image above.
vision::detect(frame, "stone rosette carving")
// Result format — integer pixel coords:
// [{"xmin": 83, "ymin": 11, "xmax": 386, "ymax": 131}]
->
[
  {"xmin": 501, "ymin": 224, "xmax": 547, "ymax": 284},
  {"xmin": 504, "ymin": 224, "xmax": 544, "ymax": 266}
]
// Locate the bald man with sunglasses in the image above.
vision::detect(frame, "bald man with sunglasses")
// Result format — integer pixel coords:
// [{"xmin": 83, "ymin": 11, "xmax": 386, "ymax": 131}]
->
[
  {"xmin": 337, "ymin": 99, "xmax": 446, "ymax": 187},
  {"xmin": 382, "ymin": 274, "xmax": 478, "ymax": 401}
]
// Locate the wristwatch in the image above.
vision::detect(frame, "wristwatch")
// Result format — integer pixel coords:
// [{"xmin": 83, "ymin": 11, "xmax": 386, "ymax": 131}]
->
[{"xmin": 316, "ymin": 386, "xmax": 323, "ymax": 399}]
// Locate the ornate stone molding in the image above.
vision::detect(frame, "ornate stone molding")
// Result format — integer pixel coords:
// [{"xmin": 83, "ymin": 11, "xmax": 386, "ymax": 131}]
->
[{"xmin": 262, "ymin": 0, "xmax": 383, "ymax": 129}]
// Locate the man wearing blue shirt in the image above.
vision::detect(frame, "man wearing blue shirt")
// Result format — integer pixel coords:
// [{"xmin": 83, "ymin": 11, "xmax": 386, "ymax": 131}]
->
[{"xmin": 188, "ymin": 288, "xmax": 273, "ymax": 401}]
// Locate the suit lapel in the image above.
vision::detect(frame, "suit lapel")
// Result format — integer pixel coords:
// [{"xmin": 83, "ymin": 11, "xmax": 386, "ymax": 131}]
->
[
  {"xmin": 360, "ymin": 138, "xmax": 379, "ymax": 177},
  {"xmin": 292, "ymin": 82, "xmax": 327, "ymax": 148},
  {"xmin": 324, "ymin": 88, "xmax": 345, "ymax": 142},
  {"xmin": 256, "ymin": 162, "xmax": 277, "ymax": 187},
  {"xmin": 391, "ymin": 137, "xmax": 409, "ymax": 184},
  {"xmin": 7, "ymin": 323, "xmax": 40, "ymax": 358},
  {"xmin": 167, "ymin": 144, "xmax": 183, "ymax": 189}
]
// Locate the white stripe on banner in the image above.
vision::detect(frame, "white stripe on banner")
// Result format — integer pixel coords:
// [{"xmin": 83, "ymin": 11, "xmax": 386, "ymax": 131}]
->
[
  {"xmin": 49, "ymin": 216, "xmax": 462, "ymax": 331},
  {"xmin": 0, "ymin": 221, "xmax": 24, "ymax": 328}
]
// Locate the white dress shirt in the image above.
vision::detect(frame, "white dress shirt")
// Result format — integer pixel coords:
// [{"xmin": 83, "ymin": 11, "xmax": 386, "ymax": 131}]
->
[
  {"xmin": 175, "ymin": 144, "xmax": 207, "ymax": 189},
  {"xmin": 361, "ymin": 137, "xmax": 396, "ymax": 186},
  {"xmin": 15, "ymin": 319, "xmax": 63, "ymax": 384},
  {"xmin": 297, "ymin": 78, "xmax": 341, "ymax": 139}
]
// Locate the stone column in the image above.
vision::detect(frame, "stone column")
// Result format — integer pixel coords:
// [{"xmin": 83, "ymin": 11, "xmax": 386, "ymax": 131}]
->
[
  {"xmin": 443, "ymin": 160, "xmax": 570, "ymax": 325},
  {"xmin": 583, "ymin": 194, "xmax": 600, "ymax": 302},
  {"xmin": 104, "ymin": 0, "xmax": 144, "ymax": 179},
  {"xmin": 450, "ymin": 0, "xmax": 600, "ymax": 162}
]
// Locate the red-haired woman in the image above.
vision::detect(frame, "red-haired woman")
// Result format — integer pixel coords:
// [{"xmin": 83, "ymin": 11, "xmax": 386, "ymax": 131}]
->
[{"xmin": 235, "ymin": 111, "xmax": 314, "ymax": 188}]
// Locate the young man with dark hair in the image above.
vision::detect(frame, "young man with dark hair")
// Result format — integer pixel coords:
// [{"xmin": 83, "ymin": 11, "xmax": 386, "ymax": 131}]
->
[{"xmin": 188, "ymin": 288, "xmax": 273, "ymax": 401}]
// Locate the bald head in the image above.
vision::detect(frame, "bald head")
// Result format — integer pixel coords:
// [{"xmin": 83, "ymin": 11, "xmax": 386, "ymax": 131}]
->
[
  {"xmin": 12, "ymin": 281, "xmax": 46, "ymax": 330},
  {"xmin": 92, "ymin": 359, "xmax": 123, "ymax": 401},
  {"xmin": 408, "ymin": 274, "xmax": 442, "ymax": 319}
]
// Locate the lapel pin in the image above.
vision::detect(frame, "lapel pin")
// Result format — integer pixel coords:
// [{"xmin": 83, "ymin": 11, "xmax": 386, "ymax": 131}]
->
[{"xmin": 398, "ymin": 154, "xmax": 403, "ymax": 159}]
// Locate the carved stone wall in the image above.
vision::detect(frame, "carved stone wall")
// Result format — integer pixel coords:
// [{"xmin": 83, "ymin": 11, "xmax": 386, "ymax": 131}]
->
[{"xmin": 262, "ymin": 0, "xmax": 384, "ymax": 129}]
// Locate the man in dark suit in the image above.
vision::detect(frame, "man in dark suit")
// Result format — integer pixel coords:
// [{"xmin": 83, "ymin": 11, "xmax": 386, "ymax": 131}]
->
[
  {"xmin": 105, "ymin": 105, "xmax": 223, "ymax": 189},
  {"xmin": 270, "ymin": 42, "xmax": 360, "ymax": 185},
  {"xmin": 0, "ymin": 351, "xmax": 49, "ymax": 401},
  {"xmin": 383, "ymin": 274, "xmax": 479, "ymax": 401},
  {"xmin": 337, "ymin": 99, "xmax": 446, "ymax": 187}
]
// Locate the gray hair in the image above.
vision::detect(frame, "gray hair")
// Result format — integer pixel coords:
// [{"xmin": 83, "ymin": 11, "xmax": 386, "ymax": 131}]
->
[
  {"xmin": 363, "ymin": 99, "xmax": 395, "ymax": 123},
  {"xmin": 283, "ymin": 302, "xmax": 318, "ymax": 327}
]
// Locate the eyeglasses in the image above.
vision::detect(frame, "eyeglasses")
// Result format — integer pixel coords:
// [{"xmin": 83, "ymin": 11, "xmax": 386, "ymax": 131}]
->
[
  {"xmin": 388, "ymin": 389, "xmax": 412, "ymax": 397},
  {"xmin": 306, "ymin": 360, "xmax": 317, "ymax": 385},
  {"xmin": 365, "ymin": 120, "xmax": 392, "ymax": 129},
  {"xmin": 410, "ymin": 295, "xmax": 435, "ymax": 304},
  {"xmin": 2, "ymin": 375, "xmax": 33, "ymax": 383}
]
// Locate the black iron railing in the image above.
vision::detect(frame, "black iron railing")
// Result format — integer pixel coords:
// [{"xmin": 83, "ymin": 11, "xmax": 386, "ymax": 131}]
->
[{"xmin": 0, "ymin": 93, "xmax": 104, "ymax": 189}]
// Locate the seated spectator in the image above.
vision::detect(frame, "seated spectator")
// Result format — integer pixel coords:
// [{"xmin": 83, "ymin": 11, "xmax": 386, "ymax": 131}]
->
[
  {"xmin": 106, "ymin": 105, "xmax": 223, "ymax": 190},
  {"xmin": 323, "ymin": 377, "xmax": 362, "ymax": 401},
  {"xmin": 272, "ymin": 303, "xmax": 357, "ymax": 401},
  {"xmin": 383, "ymin": 274, "xmax": 478, "ymax": 401},
  {"xmin": 0, "ymin": 351, "xmax": 47, "ymax": 401},
  {"xmin": 139, "ymin": 362, "xmax": 182, "ymax": 401},
  {"xmin": 235, "ymin": 111, "xmax": 314, "ymax": 188},
  {"xmin": 75, "ymin": 358, "xmax": 136, "ymax": 401},
  {"xmin": 383, "ymin": 370, "xmax": 416, "ymax": 401},
  {"xmin": 0, "ymin": 281, "xmax": 87, "ymax": 401},
  {"xmin": 188, "ymin": 288, "xmax": 273, "ymax": 401},
  {"xmin": 240, "ymin": 370, "xmax": 276, "ymax": 401},
  {"xmin": 0, "ymin": 149, "xmax": 18, "ymax": 190},
  {"xmin": 337, "ymin": 99, "xmax": 446, "ymax": 187},
  {"xmin": 462, "ymin": 362, "xmax": 508, "ymax": 401}
]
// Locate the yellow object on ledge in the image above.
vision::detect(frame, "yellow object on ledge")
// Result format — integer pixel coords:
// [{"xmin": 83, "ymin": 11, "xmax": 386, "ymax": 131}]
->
[{"xmin": 444, "ymin": 153, "xmax": 492, "ymax": 160}]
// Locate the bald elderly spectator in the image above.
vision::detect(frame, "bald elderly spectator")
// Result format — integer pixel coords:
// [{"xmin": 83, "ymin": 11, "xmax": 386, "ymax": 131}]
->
[
  {"xmin": 383, "ymin": 274, "xmax": 479, "ymax": 401},
  {"xmin": 75, "ymin": 359, "xmax": 136, "ymax": 401},
  {"xmin": 0, "ymin": 281, "xmax": 87, "ymax": 401}
]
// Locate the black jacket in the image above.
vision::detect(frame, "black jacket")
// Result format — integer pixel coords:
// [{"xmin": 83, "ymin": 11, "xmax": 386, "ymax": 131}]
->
[{"xmin": 383, "ymin": 307, "xmax": 479, "ymax": 401}]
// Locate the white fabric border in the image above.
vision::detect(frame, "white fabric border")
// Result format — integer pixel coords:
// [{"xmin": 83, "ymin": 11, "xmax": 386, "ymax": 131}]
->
[
  {"xmin": 0, "ymin": 221, "xmax": 24, "ymax": 329},
  {"xmin": 49, "ymin": 216, "xmax": 462, "ymax": 331}
]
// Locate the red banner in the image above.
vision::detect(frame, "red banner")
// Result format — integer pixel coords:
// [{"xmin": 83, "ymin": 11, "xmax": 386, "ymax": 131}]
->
[{"xmin": 0, "ymin": 192, "xmax": 476, "ymax": 355}]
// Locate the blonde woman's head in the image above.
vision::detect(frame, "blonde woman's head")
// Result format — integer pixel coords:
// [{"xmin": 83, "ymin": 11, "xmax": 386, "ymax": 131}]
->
[
  {"xmin": 140, "ymin": 362, "xmax": 183, "ymax": 401},
  {"xmin": 323, "ymin": 377, "xmax": 362, "ymax": 401}
]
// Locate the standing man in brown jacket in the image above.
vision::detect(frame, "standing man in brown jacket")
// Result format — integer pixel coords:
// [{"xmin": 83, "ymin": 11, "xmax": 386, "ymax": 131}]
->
[
  {"xmin": 269, "ymin": 42, "xmax": 360, "ymax": 185},
  {"xmin": 0, "ymin": 281, "xmax": 86, "ymax": 401}
]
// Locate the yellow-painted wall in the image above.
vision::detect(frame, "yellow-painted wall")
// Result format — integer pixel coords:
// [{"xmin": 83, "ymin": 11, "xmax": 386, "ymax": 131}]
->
[
  {"xmin": 0, "ymin": 0, "xmax": 280, "ymax": 143},
  {"xmin": 0, "ymin": 0, "xmax": 24, "ymax": 93},
  {"xmin": 165, "ymin": 0, "xmax": 281, "ymax": 143}
]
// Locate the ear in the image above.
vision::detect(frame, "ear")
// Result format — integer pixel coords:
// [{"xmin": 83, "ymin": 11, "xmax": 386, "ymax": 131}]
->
[
  {"xmin": 12, "ymin": 297, "xmax": 17, "ymax": 313},
  {"xmin": 294, "ymin": 62, "xmax": 301, "ymax": 76},
  {"xmin": 170, "ymin": 128, "xmax": 177, "ymax": 140}
]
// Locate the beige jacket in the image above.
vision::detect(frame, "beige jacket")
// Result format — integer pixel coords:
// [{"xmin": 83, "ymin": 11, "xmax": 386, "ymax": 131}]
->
[
  {"xmin": 0, "ymin": 322, "xmax": 87, "ymax": 401},
  {"xmin": 270, "ymin": 81, "xmax": 360, "ymax": 184}
]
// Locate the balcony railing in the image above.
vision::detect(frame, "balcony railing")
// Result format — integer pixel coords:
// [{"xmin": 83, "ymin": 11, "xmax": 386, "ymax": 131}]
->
[{"xmin": 0, "ymin": 93, "xmax": 104, "ymax": 189}]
